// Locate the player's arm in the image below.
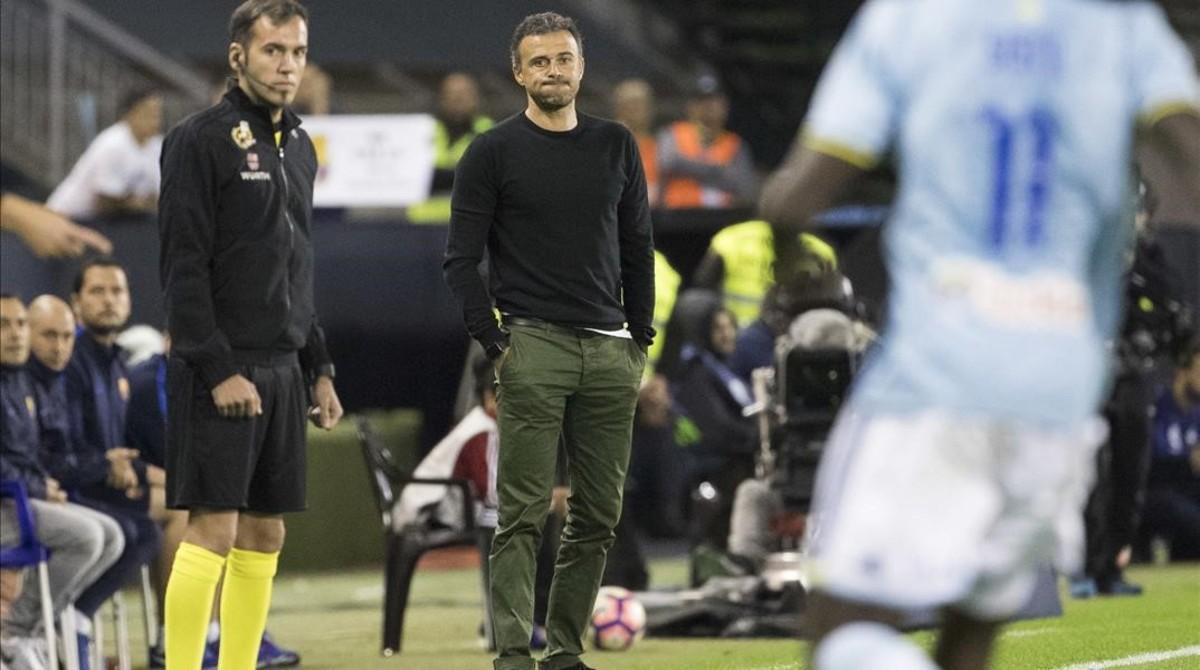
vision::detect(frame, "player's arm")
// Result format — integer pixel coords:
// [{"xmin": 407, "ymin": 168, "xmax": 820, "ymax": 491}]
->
[
  {"xmin": 617, "ymin": 129, "xmax": 656, "ymax": 350},
  {"xmin": 759, "ymin": 138, "xmax": 868, "ymax": 286},
  {"xmin": 760, "ymin": 136, "xmax": 867, "ymax": 233},
  {"xmin": 759, "ymin": 0, "xmax": 898, "ymax": 283},
  {"xmin": 1128, "ymin": 2, "xmax": 1200, "ymax": 229}
]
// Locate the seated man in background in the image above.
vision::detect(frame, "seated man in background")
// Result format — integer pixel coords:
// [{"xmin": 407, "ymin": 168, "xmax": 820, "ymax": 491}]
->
[
  {"xmin": 1, "ymin": 293, "xmax": 123, "ymax": 670},
  {"xmin": 46, "ymin": 261, "xmax": 164, "ymax": 662},
  {"xmin": 47, "ymin": 89, "xmax": 163, "ymax": 220},
  {"xmin": 26, "ymin": 294, "xmax": 143, "ymax": 667},
  {"xmin": 1141, "ymin": 339, "xmax": 1200, "ymax": 561},
  {"xmin": 395, "ymin": 355, "xmax": 499, "ymax": 533}
]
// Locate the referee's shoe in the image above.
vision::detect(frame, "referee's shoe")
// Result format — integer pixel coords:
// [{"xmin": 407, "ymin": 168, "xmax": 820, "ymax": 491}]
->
[
  {"xmin": 257, "ymin": 632, "xmax": 301, "ymax": 668},
  {"xmin": 149, "ymin": 631, "xmax": 298, "ymax": 668}
]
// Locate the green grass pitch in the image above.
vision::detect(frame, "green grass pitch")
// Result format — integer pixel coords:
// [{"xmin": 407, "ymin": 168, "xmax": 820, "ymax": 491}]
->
[{"xmin": 105, "ymin": 561, "xmax": 1198, "ymax": 669}]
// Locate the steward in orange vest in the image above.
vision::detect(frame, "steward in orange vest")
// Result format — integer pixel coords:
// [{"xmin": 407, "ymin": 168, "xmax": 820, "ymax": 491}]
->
[{"xmin": 657, "ymin": 76, "xmax": 758, "ymax": 209}]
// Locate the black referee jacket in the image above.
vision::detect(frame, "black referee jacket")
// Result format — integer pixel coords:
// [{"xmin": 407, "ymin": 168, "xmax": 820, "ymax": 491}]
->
[{"xmin": 158, "ymin": 86, "xmax": 333, "ymax": 390}]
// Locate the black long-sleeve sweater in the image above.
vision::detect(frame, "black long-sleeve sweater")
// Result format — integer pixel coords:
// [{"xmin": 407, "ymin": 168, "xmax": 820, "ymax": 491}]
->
[{"xmin": 443, "ymin": 112, "xmax": 656, "ymax": 351}]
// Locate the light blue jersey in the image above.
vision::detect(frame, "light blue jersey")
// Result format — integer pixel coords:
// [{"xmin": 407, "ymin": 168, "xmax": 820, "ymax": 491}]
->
[{"xmin": 805, "ymin": 0, "xmax": 1199, "ymax": 425}]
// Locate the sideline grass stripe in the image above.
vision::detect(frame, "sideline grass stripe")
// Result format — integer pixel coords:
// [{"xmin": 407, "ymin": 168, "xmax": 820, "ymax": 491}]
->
[{"xmin": 1052, "ymin": 645, "xmax": 1200, "ymax": 670}]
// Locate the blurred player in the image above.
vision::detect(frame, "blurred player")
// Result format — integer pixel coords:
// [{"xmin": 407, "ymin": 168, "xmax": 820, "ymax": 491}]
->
[{"xmin": 759, "ymin": 1, "xmax": 1200, "ymax": 669}]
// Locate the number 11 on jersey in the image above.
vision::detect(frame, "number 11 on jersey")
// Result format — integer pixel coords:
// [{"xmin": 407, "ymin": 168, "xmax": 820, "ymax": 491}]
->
[{"xmin": 982, "ymin": 106, "xmax": 1057, "ymax": 253}]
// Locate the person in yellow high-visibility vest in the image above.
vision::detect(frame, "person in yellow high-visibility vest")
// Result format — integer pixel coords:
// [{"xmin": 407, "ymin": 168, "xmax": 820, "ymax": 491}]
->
[
  {"xmin": 407, "ymin": 73, "xmax": 494, "ymax": 224},
  {"xmin": 693, "ymin": 219, "xmax": 837, "ymax": 326},
  {"xmin": 647, "ymin": 250, "xmax": 681, "ymax": 376}
]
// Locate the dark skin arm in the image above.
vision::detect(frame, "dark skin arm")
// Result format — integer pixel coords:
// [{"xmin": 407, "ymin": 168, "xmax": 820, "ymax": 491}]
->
[{"xmin": 758, "ymin": 137, "xmax": 865, "ymax": 285}]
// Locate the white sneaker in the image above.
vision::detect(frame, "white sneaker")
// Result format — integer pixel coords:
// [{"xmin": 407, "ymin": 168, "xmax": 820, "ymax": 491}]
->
[{"xmin": 0, "ymin": 635, "xmax": 48, "ymax": 670}]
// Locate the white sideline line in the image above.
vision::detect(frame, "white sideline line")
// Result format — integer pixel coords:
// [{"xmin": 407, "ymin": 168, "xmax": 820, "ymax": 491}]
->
[
  {"xmin": 1004, "ymin": 626, "xmax": 1057, "ymax": 638},
  {"xmin": 1052, "ymin": 645, "xmax": 1200, "ymax": 670}
]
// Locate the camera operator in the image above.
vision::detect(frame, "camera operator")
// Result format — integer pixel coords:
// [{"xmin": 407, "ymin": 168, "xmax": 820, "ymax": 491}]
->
[{"xmin": 727, "ymin": 292, "xmax": 875, "ymax": 574}]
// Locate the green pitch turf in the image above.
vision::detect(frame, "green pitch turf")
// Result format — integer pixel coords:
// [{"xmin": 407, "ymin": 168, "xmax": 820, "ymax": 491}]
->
[{"xmin": 104, "ymin": 560, "xmax": 1198, "ymax": 669}]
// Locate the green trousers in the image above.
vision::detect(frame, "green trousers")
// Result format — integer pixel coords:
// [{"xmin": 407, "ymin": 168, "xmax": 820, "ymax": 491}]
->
[{"xmin": 491, "ymin": 322, "xmax": 645, "ymax": 670}]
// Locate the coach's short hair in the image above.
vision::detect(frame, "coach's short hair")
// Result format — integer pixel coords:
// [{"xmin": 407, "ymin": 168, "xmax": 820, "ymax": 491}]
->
[
  {"xmin": 73, "ymin": 257, "xmax": 126, "ymax": 294},
  {"xmin": 510, "ymin": 12, "xmax": 583, "ymax": 71},
  {"xmin": 229, "ymin": 0, "xmax": 309, "ymax": 46}
]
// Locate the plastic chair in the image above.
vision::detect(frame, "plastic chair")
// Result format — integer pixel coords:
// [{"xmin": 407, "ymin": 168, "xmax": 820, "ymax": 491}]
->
[
  {"xmin": 355, "ymin": 417, "xmax": 494, "ymax": 656},
  {"xmin": 92, "ymin": 591, "xmax": 133, "ymax": 670},
  {"xmin": 141, "ymin": 564, "xmax": 159, "ymax": 654},
  {"xmin": 89, "ymin": 564, "xmax": 154, "ymax": 670},
  {"xmin": 0, "ymin": 480, "xmax": 61, "ymax": 670}
]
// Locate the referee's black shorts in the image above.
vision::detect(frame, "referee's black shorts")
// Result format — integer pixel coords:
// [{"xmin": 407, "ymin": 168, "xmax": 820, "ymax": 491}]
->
[{"xmin": 165, "ymin": 351, "xmax": 308, "ymax": 514}]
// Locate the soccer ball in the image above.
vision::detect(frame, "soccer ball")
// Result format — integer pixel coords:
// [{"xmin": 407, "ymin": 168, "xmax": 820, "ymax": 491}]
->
[{"xmin": 589, "ymin": 586, "xmax": 646, "ymax": 651}]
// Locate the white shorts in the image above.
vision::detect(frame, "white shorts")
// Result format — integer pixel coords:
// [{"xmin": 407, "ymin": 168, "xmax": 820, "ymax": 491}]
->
[{"xmin": 803, "ymin": 407, "xmax": 1104, "ymax": 620}]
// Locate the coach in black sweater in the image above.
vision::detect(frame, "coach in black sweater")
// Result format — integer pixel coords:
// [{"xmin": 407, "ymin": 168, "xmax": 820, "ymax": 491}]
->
[{"xmin": 443, "ymin": 12, "xmax": 654, "ymax": 670}]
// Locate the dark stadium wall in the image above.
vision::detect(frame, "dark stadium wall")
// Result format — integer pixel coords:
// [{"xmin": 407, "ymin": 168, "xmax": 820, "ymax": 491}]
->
[{"xmin": 80, "ymin": 0, "xmax": 660, "ymax": 78}]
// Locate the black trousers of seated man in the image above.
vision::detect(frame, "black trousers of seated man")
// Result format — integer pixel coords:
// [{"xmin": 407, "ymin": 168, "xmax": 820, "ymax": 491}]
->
[{"xmin": 1082, "ymin": 371, "xmax": 1152, "ymax": 589}]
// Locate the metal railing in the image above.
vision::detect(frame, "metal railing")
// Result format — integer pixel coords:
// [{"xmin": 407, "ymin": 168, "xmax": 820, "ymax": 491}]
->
[{"xmin": 1, "ymin": 0, "xmax": 211, "ymax": 191}]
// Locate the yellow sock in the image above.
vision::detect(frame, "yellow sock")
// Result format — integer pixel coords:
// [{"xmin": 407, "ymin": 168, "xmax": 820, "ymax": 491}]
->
[
  {"xmin": 217, "ymin": 548, "xmax": 279, "ymax": 670},
  {"xmin": 166, "ymin": 542, "xmax": 226, "ymax": 669}
]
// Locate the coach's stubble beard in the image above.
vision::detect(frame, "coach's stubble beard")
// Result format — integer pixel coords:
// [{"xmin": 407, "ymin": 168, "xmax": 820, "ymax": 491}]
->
[{"xmin": 529, "ymin": 81, "xmax": 576, "ymax": 113}]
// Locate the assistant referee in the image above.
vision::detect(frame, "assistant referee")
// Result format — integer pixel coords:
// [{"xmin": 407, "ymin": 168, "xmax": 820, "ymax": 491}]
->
[{"xmin": 157, "ymin": 2, "xmax": 342, "ymax": 668}]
